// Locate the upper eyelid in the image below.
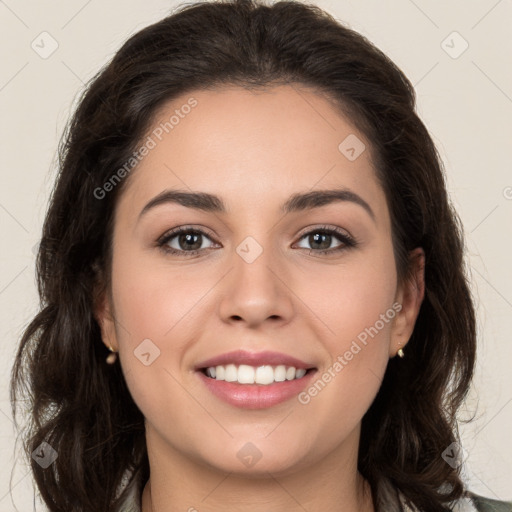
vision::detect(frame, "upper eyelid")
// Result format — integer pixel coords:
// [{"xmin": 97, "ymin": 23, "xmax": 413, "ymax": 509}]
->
[
  {"xmin": 158, "ymin": 225, "xmax": 217, "ymax": 243},
  {"xmin": 296, "ymin": 224, "xmax": 351, "ymax": 238}
]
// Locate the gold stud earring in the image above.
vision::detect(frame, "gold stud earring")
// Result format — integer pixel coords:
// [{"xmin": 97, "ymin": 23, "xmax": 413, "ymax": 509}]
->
[
  {"xmin": 106, "ymin": 345, "xmax": 118, "ymax": 364},
  {"xmin": 397, "ymin": 347, "xmax": 405, "ymax": 358}
]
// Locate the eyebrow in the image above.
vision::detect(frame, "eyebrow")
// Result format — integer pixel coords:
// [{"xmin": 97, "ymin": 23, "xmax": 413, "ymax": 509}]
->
[{"xmin": 138, "ymin": 188, "xmax": 375, "ymax": 222}]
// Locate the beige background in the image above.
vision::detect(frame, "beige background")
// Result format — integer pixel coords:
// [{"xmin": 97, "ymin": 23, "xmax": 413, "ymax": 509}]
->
[{"xmin": 1, "ymin": 0, "xmax": 511, "ymax": 509}]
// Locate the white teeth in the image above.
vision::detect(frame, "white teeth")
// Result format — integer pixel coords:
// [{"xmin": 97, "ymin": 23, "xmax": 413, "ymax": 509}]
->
[
  {"xmin": 238, "ymin": 364, "xmax": 255, "ymax": 384},
  {"xmin": 215, "ymin": 365, "xmax": 225, "ymax": 380},
  {"xmin": 255, "ymin": 365, "xmax": 274, "ymax": 385},
  {"xmin": 274, "ymin": 365, "xmax": 287, "ymax": 382},
  {"xmin": 204, "ymin": 364, "xmax": 310, "ymax": 385},
  {"xmin": 224, "ymin": 364, "xmax": 238, "ymax": 382}
]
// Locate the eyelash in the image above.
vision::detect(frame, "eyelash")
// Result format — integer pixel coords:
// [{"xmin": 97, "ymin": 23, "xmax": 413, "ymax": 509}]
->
[{"xmin": 156, "ymin": 225, "xmax": 358, "ymax": 257}]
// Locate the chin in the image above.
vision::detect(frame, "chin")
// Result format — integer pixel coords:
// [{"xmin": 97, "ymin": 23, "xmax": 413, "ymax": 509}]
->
[{"xmin": 194, "ymin": 438, "xmax": 311, "ymax": 477}]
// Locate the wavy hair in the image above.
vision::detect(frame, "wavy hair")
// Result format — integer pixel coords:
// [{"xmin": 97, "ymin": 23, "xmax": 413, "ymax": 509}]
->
[{"xmin": 10, "ymin": 0, "xmax": 476, "ymax": 510}]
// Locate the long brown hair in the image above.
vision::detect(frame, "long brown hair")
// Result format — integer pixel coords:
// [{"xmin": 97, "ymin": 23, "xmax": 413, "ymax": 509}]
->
[{"xmin": 10, "ymin": 0, "xmax": 476, "ymax": 510}]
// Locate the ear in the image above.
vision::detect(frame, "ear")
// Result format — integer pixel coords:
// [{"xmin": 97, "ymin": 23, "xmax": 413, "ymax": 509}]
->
[
  {"xmin": 92, "ymin": 269, "xmax": 118, "ymax": 352},
  {"xmin": 389, "ymin": 247, "xmax": 425, "ymax": 357}
]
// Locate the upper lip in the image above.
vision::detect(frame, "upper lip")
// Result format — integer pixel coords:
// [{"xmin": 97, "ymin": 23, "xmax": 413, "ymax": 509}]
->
[{"xmin": 194, "ymin": 349, "xmax": 316, "ymax": 371}]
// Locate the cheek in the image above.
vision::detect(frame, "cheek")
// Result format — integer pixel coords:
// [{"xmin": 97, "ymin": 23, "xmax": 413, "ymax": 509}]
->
[
  {"xmin": 296, "ymin": 244, "xmax": 397, "ymax": 348},
  {"xmin": 111, "ymin": 250, "xmax": 213, "ymax": 348},
  {"xmin": 109, "ymin": 251, "xmax": 210, "ymax": 429},
  {"xmin": 294, "ymin": 249, "xmax": 397, "ymax": 433}
]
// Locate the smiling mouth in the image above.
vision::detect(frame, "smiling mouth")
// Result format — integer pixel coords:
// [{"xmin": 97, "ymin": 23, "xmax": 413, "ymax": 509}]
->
[{"xmin": 199, "ymin": 364, "xmax": 317, "ymax": 385}]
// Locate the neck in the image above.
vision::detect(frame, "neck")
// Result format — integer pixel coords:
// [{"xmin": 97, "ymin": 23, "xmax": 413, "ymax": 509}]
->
[
  {"xmin": 143, "ymin": 475, "xmax": 373, "ymax": 512},
  {"xmin": 141, "ymin": 425, "xmax": 374, "ymax": 512}
]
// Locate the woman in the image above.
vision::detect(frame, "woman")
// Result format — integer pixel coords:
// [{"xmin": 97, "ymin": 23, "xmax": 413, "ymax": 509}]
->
[{"xmin": 10, "ymin": 0, "xmax": 512, "ymax": 511}]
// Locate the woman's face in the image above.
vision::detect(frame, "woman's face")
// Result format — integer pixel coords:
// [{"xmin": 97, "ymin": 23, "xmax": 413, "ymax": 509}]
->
[{"xmin": 97, "ymin": 84, "xmax": 423, "ymax": 477}]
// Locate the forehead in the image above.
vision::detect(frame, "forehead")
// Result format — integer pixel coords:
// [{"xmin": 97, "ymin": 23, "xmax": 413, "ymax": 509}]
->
[{"xmin": 118, "ymin": 84, "xmax": 386, "ymax": 219}]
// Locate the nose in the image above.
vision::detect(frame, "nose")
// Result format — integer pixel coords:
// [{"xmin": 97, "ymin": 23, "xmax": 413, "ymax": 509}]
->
[{"xmin": 218, "ymin": 237, "xmax": 294, "ymax": 328}]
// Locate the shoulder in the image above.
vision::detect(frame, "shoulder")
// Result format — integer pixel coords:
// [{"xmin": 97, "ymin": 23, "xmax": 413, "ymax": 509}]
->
[
  {"xmin": 390, "ymin": 477, "xmax": 512, "ymax": 512},
  {"xmin": 467, "ymin": 492, "xmax": 512, "ymax": 512}
]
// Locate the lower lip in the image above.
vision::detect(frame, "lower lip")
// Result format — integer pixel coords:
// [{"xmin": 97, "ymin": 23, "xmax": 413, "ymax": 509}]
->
[{"xmin": 196, "ymin": 369, "xmax": 317, "ymax": 409}]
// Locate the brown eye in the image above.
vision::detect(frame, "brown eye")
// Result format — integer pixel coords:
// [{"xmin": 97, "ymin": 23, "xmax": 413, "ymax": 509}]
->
[
  {"xmin": 157, "ymin": 227, "xmax": 218, "ymax": 256},
  {"xmin": 295, "ymin": 226, "xmax": 357, "ymax": 255}
]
